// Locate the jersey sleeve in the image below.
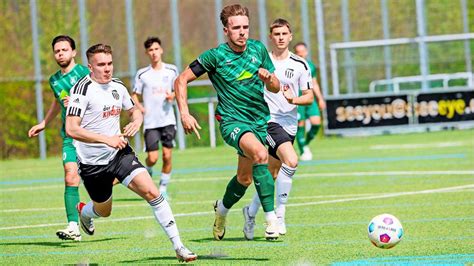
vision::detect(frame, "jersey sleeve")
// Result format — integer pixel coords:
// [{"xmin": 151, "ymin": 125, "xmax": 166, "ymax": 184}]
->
[
  {"xmin": 300, "ymin": 60, "xmax": 314, "ymax": 91},
  {"xmin": 122, "ymin": 87, "xmax": 135, "ymax": 111},
  {"xmin": 67, "ymin": 84, "xmax": 89, "ymax": 118},
  {"xmin": 258, "ymin": 42, "xmax": 275, "ymax": 73},
  {"xmin": 197, "ymin": 49, "xmax": 217, "ymax": 73},
  {"xmin": 308, "ymin": 61, "xmax": 317, "ymax": 78},
  {"xmin": 133, "ymin": 71, "xmax": 144, "ymax": 94}
]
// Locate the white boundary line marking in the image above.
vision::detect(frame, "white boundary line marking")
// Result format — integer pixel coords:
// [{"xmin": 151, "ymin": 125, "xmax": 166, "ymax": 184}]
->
[
  {"xmin": 370, "ymin": 141, "xmax": 466, "ymax": 150},
  {"xmin": 0, "ymin": 183, "xmax": 472, "ymax": 231}
]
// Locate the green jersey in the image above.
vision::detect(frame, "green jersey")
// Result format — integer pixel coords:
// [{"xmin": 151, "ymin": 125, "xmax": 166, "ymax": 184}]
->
[
  {"xmin": 49, "ymin": 64, "xmax": 89, "ymax": 138},
  {"xmin": 307, "ymin": 60, "xmax": 317, "ymax": 79},
  {"xmin": 197, "ymin": 39, "xmax": 275, "ymax": 126}
]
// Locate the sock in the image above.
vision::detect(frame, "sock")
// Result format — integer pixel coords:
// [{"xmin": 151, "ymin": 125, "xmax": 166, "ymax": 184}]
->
[
  {"xmin": 296, "ymin": 125, "xmax": 306, "ymax": 155},
  {"xmin": 265, "ymin": 210, "xmax": 278, "ymax": 223},
  {"xmin": 146, "ymin": 166, "xmax": 153, "ymax": 176},
  {"xmin": 68, "ymin": 221, "xmax": 79, "ymax": 230},
  {"xmin": 159, "ymin": 172, "xmax": 171, "ymax": 192},
  {"xmin": 149, "ymin": 195, "xmax": 182, "ymax": 250},
  {"xmin": 248, "ymin": 193, "xmax": 261, "ymax": 217},
  {"xmin": 275, "ymin": 163, "xmax": 297, "ymax": 218},
  {"xmin": 253, "ymin": 164, "xmax": 275, "ymax": 212},
  {"xmin": 305, "ymin": 125, "xmax": 320, "ymax": 146},
  {"xmin": 217, "ymin": 200, "xmax": 229, "ymax": 216},
  {"xmin": 222, "ymin": 175, "xmax": 248, "ymax": 209},
  {"xmin": 81, "ymin": 201, "xmax": 101, "ymax": 219},
  {"xmin": 64, "ymin": 186, "xmax": 80, "ymax": 223}
]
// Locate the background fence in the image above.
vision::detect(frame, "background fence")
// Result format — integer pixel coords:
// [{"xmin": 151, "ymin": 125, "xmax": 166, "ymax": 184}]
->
[{"xmin": 0, "ymin": 0, "xmax": 472, "ymax": 159}]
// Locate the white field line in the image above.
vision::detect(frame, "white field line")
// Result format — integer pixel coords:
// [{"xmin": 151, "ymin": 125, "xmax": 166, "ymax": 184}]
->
[
  {"xmin": 370, "ymin": 141, "xmax": 466, "ymax": 150},
  {"xmin": 2, "ymin": 170, "xmax": 472, "ymax": 193},
  {"xmin": 0, "ymin": 183, "xmax": 472, "ymax": 231}
]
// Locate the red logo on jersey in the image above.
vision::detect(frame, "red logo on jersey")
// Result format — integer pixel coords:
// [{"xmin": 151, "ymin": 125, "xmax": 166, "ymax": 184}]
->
[{"xmin": 102, "ymin": 105, "xmax": 121, "ymax": 118}]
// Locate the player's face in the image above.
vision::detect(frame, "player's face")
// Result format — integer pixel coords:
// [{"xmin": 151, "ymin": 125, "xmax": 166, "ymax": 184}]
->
[
  {"xmin": 146, "ymin": 42, "xmax": 163, "ymax": 64},
  {"xmin": 294, "ymin": 44, "xmax": 308, "ymax": 58},
  {"xmin": 270, "ymin": 26, "xmax": 292, "ymax": 50},
  {"xmin": 88, "ymin": 53, "xmax": 113, "ymax": 84},
  {"xmin": 53, "ymin": 41, "xmax": 76, "ymax": 68},
  {"xmin": 224, "ymin": 15, "xmax": 249, "ymax": 51}
]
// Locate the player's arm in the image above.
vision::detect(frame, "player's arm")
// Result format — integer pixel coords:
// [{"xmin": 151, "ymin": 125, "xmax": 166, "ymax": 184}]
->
[
  {"xmin": 258, "ymin": 69, "xmax": 280, "ymax": 93},
  {"xmin": 28, "ymin": 97, "xmax": 61, "ymax": 137},
  {"xmin": 174, "ymin": 64, "xmax": 202, "ymax": 139},
  {"xmin": 312, "ymin": 77, "xmax": 326, "ymax": 110},
  {"xmin": 131, "ymin": 92, "xmax": 146, "ymax": 113},
  {"xmin": 66, "ymin": 116, "xmax": 127, "ymax": 149},
  {"xmin": 122, "ymin": 106, "xmax": 143, "ymax": 137},
  {"xmin": 283, "ymin": 89, "xmax": 313, "ymax": 105}
]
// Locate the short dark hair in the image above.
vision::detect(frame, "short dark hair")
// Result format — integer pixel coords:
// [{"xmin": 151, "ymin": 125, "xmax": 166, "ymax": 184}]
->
[
  {"xmin": 293, "ymin": 42, "xmax": 307, "ymax": 50},
  {"xmin": 86, "ymin": 43, "xmax": 112, "ymax": 62},
  {"xmin": 220, "ymin": 4, "xmax": 249, "ymax": 27},
  {"xmin": 270, "ymin": 18, "xmax": 292, "ymax": 33},
  {"xmin": 51, "ymin": 35, "xmax": 76, "ymax": 50},
  {"xmin": 144, "ymin": 36, "xmax": 161, "ymax": 49}
]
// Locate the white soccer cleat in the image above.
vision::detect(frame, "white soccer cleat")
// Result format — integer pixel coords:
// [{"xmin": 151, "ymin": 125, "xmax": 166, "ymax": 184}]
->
[
  {"xmin": 175, "ymin": 246, "xmax": 198, "ymax": 262},
  {"xmin": 213, "ymin": 200, "xmax": 226, "ymax": 240},
  {"xmin": 242, "ymin": 206, "xmax": 256, "ymax": 240},
  {"xmin": 264, "ymin": 220, "xmax": 279, "ymax": 241},
  {"xmin": 76, "ymin": 202, "xmax": 95, "ymax": 236},
  {"xmin": 277, "ymin": 216, "xmax": 287, "ymax": 235},
  {"xmin": 300, "ymin": 146, "xmax": 313, "ymax": 161},
  {"xmin": 56, "ymin": 224, "xmax": 81, "ymax": 241}
]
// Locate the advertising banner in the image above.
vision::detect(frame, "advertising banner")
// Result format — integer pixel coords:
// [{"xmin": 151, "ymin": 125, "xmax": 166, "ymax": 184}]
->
[{"xmin": 415, "ymin": 90, "xmax": 474, "ymax": 123}]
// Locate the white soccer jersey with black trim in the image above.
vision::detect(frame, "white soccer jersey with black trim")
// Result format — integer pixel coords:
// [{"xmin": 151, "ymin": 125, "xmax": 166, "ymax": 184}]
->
[
  {"xmin": 67, "ymin": 75, "xmax": 135, "ymax": 165},
  {"xmin": 133, "ymin": 63, "xmax": 178, "ymax": 130},
  {"xmin": 264, "ymin": 52, "xmax": 313, "ymax": 135}
]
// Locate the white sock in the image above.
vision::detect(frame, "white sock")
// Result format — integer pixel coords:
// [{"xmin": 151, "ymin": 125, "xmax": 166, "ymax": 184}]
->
[
  {"xmin": 275, "ymin": 163, "xmax": 296, "ymax": 218},
  {"xmin": 248, "ymin": 193, "xmax": 261, "ymax": 217},
  {"xmin": 68, "ymin": 221, "xmax": 79, "ymax": 230},
  {"xmin": 160, "ymin": 172, "xmax": 171, "ymax": 192},
  {"xmin": 264, "ymin": 211, "xmax": 278, "ymax": 223},
  {"xmin": 149, "ymin": 195, "xmax": 182, "ymax": 249},
  {"xmin": 81, "ymin": 201, "xmax": 101, "ymax": 219},
  {"xmin": 217, "ymin": 200, "xmax": 229, "ymax": 216}
]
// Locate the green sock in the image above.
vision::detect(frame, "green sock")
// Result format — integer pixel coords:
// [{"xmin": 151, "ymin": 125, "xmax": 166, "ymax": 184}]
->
[
  {"xmin": 253, "ymin": 164, "xmax": 275, "ymax": 212},
  {"xmin": 64, "ymin": 186, "xmax": 80, "ymax": 223},
  {"xmin": 305, "ymin": 125, "xmax": 320, "ymax": 146},
  {"xmin": 296, "ymin": 125, "xmax": 306, "ymax": 155},
  {"xmin": 222, "ymin": 175, "xmax": 248, "ymax": 209}
]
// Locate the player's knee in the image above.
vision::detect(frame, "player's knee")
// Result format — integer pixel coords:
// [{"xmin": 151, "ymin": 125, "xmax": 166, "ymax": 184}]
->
[
  {"xmin": 147, "ymin": 155, "xmax": 158, "ymax": 165},
  {"xmin": 162, "ymin": 153, "xmax": 172, "ymax": 164},
  {"xmin": 64, "ymin": 172, "xmax": 80, "ymax": 186},
  {"xmin": 252, "ymin": 149, "xmax": 268, "ymax": 164},
  {"xmin": 286, "ymin": 157, "xmax": 299, "ymax": 169}
]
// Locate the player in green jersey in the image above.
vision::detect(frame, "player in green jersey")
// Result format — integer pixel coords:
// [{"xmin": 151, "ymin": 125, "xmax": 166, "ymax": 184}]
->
[
  {"xmin": 174, "ymin": 4, "xmax": 282, "ymax": 241},
  {"xmin": 28, "ymin": 35, "xmax": 89, "ymax": 241},
  {"xmin": 293, "ymin": 42, "xmax": 326, "ymax": 161}
]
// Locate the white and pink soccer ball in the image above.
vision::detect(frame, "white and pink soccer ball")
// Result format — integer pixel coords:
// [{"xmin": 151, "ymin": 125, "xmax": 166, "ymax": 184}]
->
[{"xmin": 367, "ymin": 214, "xmax": 404, "ymax": 249}]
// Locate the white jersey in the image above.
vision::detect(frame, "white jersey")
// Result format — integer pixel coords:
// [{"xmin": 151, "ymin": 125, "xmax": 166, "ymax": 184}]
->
[
  {"xmin": 264, "ymin": 52, "xmax": 313, "ymax": 135},
  {"xmin": 67, "ymin": 75, "xmax": 135, "ymax": 165},
  {"xmin": 133, "ymin": 63, "xmax": 178, "ymax": 130}
]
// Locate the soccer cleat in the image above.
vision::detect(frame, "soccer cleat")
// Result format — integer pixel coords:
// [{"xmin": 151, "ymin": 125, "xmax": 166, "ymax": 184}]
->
[
  {"xmin": 264, "ymin": 220, "xmax": 279, "ymax": 241},
  {"xmin": 56, "ymin": 224, "xmax": 81, "ymax": 241},
  {"xmin": 76, "ymin": 202, "xmax": 95, "ymax": 236},
  {"xmin": 175, "ymin": 246, "xmax": 198, "ymax": 262},
  {"xmin": 213, "ymin": 200, "xmax": 226, "ymax": 240},
  {"xmin": 300, "ymin": 146, "xmax": 313, "ymax": 161},
  {"xmin": 277, "ymin": 216, "xmax": 287, "ymax": 235},
  {"xmin": 242, "ymin": 206, "xmax": 256, "ymax": 240}
]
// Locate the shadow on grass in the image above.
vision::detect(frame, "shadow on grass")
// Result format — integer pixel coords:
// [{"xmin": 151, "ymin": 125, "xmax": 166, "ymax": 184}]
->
[
  {"xmin": 120, "ymin": 255, "xmax": 269, "ymax": 263},
  {"xmin": 190, "ymin": 236, "xmax": 282, "ymax": 243},
  {"xmin": 0, "ymin": 237, "xmax": 123, "ymax": 248},
  {"xmin": 113, "ymin": 198, "xmax": 144, "ymax": 202}
]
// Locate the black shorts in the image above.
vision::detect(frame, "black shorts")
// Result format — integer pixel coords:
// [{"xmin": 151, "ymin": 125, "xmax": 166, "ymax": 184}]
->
[
  {"xmin": 78, "ymin": 145, "xmax": 145, "ymax": 203},
  {"xmin": 144, "ymin": 125, "xmax": 176, "ymax": 151},
  {"xmin": 266, "ymin": 122, "xmax": 295, "ymax": 160}
]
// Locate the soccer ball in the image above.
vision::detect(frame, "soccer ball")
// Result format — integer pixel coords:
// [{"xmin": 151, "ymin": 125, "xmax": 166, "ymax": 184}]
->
[{"xmin": 367, "ymin": 213, "xmax": 403, "ymax": 249}]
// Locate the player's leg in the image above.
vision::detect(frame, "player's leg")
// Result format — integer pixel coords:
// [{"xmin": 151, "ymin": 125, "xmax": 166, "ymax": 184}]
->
[
  {"xmin": 302, "ymin": 101, "xmax": 321, "ymax": 160},
  {"xmin": 144, "ymin": 128, "xmax": 160, "ymax": 176},
  {"xmin": 158, "ymin": 125, "xmax": 176, "ymax": 198},
  {"xmin": 56, "ymin": 140, "xmax": 82, "ymax": 241}
]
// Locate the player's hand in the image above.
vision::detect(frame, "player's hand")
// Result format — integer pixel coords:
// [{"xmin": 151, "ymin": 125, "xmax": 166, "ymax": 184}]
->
[
  {"xmin": 282, "ymin": 85, "xmax": 295, "ymax": 104},
  {"xmin": 318, "ymin": 98, "xmax": 326, "ymax": 110},
  {"xmin": 181, "ymin": 113, "xmax": 201, "ymax": 139},
  {"xmin": 165, "ymin": 91, "xmax": 175, "ymax": 102},
  {"xmin": 122, "ymin": 121, "xmax": 141, "ymax": 137},
  {"xmin": 258, "ymin": 68, "xmax": 272, "ymax": 83},
  {"xmin": 28, "ymin": 121, "xmax": 46, "ymax": 137},
  {"xmin": 62, "ymin": 96, "xmax": 70, "ymax": 107},
  {"xmin": 106, "ymin": 135, "xmax": 128, "ymax": 149}
]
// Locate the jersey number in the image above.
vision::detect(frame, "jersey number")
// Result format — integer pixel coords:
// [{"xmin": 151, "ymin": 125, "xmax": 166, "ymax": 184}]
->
[{"xmin": 230, "ymin": 127, "xmax": 241, "ymax": 141}]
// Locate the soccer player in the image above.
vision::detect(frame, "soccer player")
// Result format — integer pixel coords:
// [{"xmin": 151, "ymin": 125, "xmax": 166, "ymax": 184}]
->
[
  {"xmin": 174, "ymin": 4, "xmax": 281, "ymax": 241},
  {"xmin": 132, "ymin": 37, "xmax": 178, "ymax": 199},
  {"xmin": 242, "ymin": 19, "xmax": 314, "ymax": 239},
  {"xmin": 293, "ymin": 42, "xmax": 326, "ymax": 161},
  {"xmin": 65, "ymin": 44, "xmax": 196, "ymax": 262},
  {"xmin": 28, "ymin": 35, "xmax": 89, "ymax": 241}
]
